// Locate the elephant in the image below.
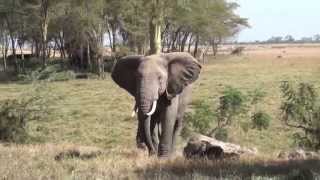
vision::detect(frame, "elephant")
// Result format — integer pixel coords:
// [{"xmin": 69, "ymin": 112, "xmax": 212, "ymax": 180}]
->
[{"xmin": 111, "ymin": 52, "xmax": 201, "ymax": 157}]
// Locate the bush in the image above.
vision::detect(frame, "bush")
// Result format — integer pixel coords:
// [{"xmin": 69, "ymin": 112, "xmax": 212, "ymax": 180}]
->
[
  {"xmin": 0, "ymin": 83, "xmax": 60, "ymax": 143},
  {"xmin": 216, "ymin": 87, "xmax": 247, "ymax": 129},
  {"xmin": 186, "ymin": 86, "xmax": 271, "ymax": 138},
  {"xmin": 251, "ymin": 111, "xmax": 271, "ymax": 130},
  {"xmin": 185, "ymin": 100, "xmax": 216, "ymax": 135},
  {"xmin": 18, "ymin": 63, "xmax": 76, "ymax": 82},
  {"xmin": 280, "ymin": 81, "xmax": 320, "ymax": 150},
  {"xmin": 0, "ymin": 100, "xmax": 29, "ymax": 142}
]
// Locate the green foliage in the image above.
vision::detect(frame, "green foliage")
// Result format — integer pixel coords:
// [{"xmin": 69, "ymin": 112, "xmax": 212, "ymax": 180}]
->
[
  {"xmin": 214, "ymin": 128, "xmax": 228, "ymax": 141},
  {"xmin": 186, "ymin": 86, "xmax": 271, "ymax": 139},
  {"xmin": 185, "ymin": 100, "xmax": 216, "ymax": 135},
  {"xmin": 280, "ymin": 81, "xmax": 320, "ymax": 150},
  {"xmin": 0, "ymin": 83, "xmax": 60, "ymax": 142},
  {"xmin": 18, "ymin": 63, "xmax": 76, "ymax": 82},
  {"xmin": 216, "ymin": 87, "xmax": 247, "ymax": 128},
  {"xmin": 251, "ymin": 111, "xmax": 271, "ymax": 130}
]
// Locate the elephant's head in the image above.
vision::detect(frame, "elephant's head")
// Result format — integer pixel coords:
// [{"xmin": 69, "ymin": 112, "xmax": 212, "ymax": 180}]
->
[{"xmin": 111, "ymin": 52, "xmax": 201, "ymax": 115}]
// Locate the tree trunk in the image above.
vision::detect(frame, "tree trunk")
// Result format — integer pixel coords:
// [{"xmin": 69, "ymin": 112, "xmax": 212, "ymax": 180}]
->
[
  {"xmin": 40, "ymin": 0, "xmax": 49, "ymax": 68},
  {"xmin": 47, "ymin": 44, "xmax": 51, "ymax": 58},
  {"xmin": 1, "ymin": 33, "xmax": 8, "ymax": 72},
  {"xmin": 58, "ymin": 31, "xmax": 66, "ymax": 58},
  {"xmin": 9, "ymin": 34, "xmax": 18, "ymax": 73},
  {"xmin": 193, "ymin": 35, "xmax": 199, "ymax": 57},
  {"xmin": 3, "ymin": 35, "xmax": 8, "ymax": 71},
  {"xmin": 106, "ymin": 24, "xmax": 113, "ymax": 52},
  {"xmin": 80, "ymin": 43, "xmax": 84, "ymax": 70},
  {"xmin": 149, "ymin": 19, "xmax": 161, "ymax": 54},
  {"xmin": 1, "ymin": 45, "xmax": 5, "ymax": 72},
  {"xmin": 149, "ymin": 0, "xmax": 162, "ymax": 55},
  {"xmin": 35, "ymin": 40, "xmax": 40, "ymax": 57},
  {"xmin": 41, "ymin": 21, "xmax": 48, "ymax": 67},
  {"xmin": 111, "ymin": 23, "xmax": 117, "ymax": 53},
  {"xmin": 211, "ymin": 37, "xmax": 220, "ymax": 57},
  {"xmin": 18, "ymin": 42, "xmax": 25, "ymax": 72},
  {"xmin": 161, "ymin": 22, "xmax": 170, "ymax": 52},
  {"xmin": 2, "ymin": 52, "xmax": 7, "ymax": 72},
  {"xmin": 87, "ymin": 42, "xmax": 91, "ymax": 71},
  {"xmin": 180, "ymin": 32, "xmax": 190, "ymax": 52},
  {"xmin": 170, "ymin": 27, "xmax": 182, "ymax": 51},
  {"xmin": 188, "ymin": 34, "xmax": 194, "ymax": 53},
  {"xmin": 53, "ymin": 42, "xmax": 56, "ymax": 58},
  {"xmin": 31, "ymin": 41, "xmax": 34, "ymax": 55}
]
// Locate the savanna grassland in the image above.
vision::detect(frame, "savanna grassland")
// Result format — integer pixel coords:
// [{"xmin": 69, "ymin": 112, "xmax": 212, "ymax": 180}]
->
[{"xmin": 1, "ymin": 45, "xmax": 320, "ymax": 179}]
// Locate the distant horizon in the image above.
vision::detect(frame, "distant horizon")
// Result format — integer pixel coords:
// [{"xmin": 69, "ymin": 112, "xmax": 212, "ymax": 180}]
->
[{"xmin": 234, "ymin": 0, "xmax": 320, "ymax": 42}]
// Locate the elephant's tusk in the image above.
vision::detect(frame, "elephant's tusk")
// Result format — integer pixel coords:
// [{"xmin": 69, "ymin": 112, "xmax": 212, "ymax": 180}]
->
[
  {"xmin": 146, "ymin": 101, "xmax": 157, "ymax": 116},
  {"xmin": 131, "ymin": 104, "xmax": 138, "ymax": 117},
  {"xmin": 131, "ymin": 110, "xmax": 136, "ymax": 117}
]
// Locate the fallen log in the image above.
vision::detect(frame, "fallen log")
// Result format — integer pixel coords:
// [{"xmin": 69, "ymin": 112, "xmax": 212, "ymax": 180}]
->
[{"xmin": 184, "ymin": 134, "xmax": 257, "ymax": 160}]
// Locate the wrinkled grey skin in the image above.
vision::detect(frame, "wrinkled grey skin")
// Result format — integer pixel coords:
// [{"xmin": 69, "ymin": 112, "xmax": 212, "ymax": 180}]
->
[{"xmin": 111, "ymin": 52, "xmax": 201, "ymax": 157}]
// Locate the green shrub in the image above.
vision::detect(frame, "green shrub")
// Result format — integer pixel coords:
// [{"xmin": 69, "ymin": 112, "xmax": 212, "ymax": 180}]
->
[
  {"xmin": 251, "ymin": 111, "xmax": 271, "ymax": 130},
  {"xmin": 280, "ymin": 81, "xmax": 320, "ymax": 150},
  {"xmin": 216, "ymin": 87, "xmax": 247, "ymax": 129},
  {"xmin": 0, "ymin": 100, "xmax": 29, "ymax": 142},
  {"xmin": 18, "ymin": 63, "xmax": 76, "ymax": 82},
  {"xmin": 185, "ymin": 100, "xmax": 216, "ymax": 135},
  {"xmin": 0, "ymin": 83, "xmax": 60, "ymax": 143},
  {"xmin": 48, "ymin": 70, "xmax": 76, "ymax": 81},
  {"xmin": 186, "ymin": 86, "xmax": 271, "ymax": 138}
]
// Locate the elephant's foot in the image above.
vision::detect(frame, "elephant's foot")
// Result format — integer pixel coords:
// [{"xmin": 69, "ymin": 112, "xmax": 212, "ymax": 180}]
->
[
  {"xmin": 137, "ymin": 142, "xmax": 148, "ymax": 151},
  {"xmin": 158, "ymin": 146, "xmax": 172, "ymax": 158}
]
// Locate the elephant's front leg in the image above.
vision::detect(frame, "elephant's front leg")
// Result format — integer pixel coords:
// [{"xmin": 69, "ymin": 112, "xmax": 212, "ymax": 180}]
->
[
  {"xmin": 158, "ymin": 97, "xmax": 178, "ymax": 157},
  {"xmin": 136, "ymin": 118, "xmax": 147, "ymax": 150},
  {"xmin": 151, "ymin": 117, "xmax": 160, "ymax": 152}
]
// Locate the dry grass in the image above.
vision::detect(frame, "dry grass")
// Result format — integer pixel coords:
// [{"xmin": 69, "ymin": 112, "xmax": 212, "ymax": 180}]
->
[{"xmin": 0, "ymin": 45, "xmax": 320, "ymax": 179}]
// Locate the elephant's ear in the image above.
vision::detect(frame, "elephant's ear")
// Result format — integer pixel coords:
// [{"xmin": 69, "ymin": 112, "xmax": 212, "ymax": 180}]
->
[
  {"xmin": 165, "ymin": 52, "xmax": 201, "ymax": 99},
  {"xmin": 111, "ymin": 55, "xmax": 143, "ymax": 97}
]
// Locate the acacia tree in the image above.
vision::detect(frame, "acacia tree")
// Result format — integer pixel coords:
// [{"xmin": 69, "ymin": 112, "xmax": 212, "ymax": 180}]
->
[
  {"xmin": 0, "ymin": 0, "xmax": 26, "ymax": 73},
  {"xmin": 159, "ymin": 0, "xmax": 248, "ymax": 58},
  {"xmin": 21, "ymin": 0, "xmax": 64, "ymax": 67}
]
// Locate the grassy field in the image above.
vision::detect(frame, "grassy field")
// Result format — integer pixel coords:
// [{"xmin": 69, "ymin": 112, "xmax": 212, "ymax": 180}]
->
[{"xmin": 0, "ymin": 46, "xmax": 320, "ymax": 179}]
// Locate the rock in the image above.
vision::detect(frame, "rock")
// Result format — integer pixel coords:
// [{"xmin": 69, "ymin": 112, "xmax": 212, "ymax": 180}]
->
[
  {"xmin": 288, "ymin": 149, "xmax": 306, "ymax": 160},
  {"xmin": 183, "ymin": 134, "xmax": 257, "ymax": 160},
  {"xmin": 305, "ymin": 151, "xmax": 320, "ymax": 159},
  {"xmin": 278, "ymin": 149, "xmax": 320, "ymax": 160}
]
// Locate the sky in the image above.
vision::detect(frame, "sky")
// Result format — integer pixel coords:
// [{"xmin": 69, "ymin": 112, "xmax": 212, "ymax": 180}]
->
[{"xmin": 235, "ymin": 0, "xmax": 320, "ymax": 42}]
